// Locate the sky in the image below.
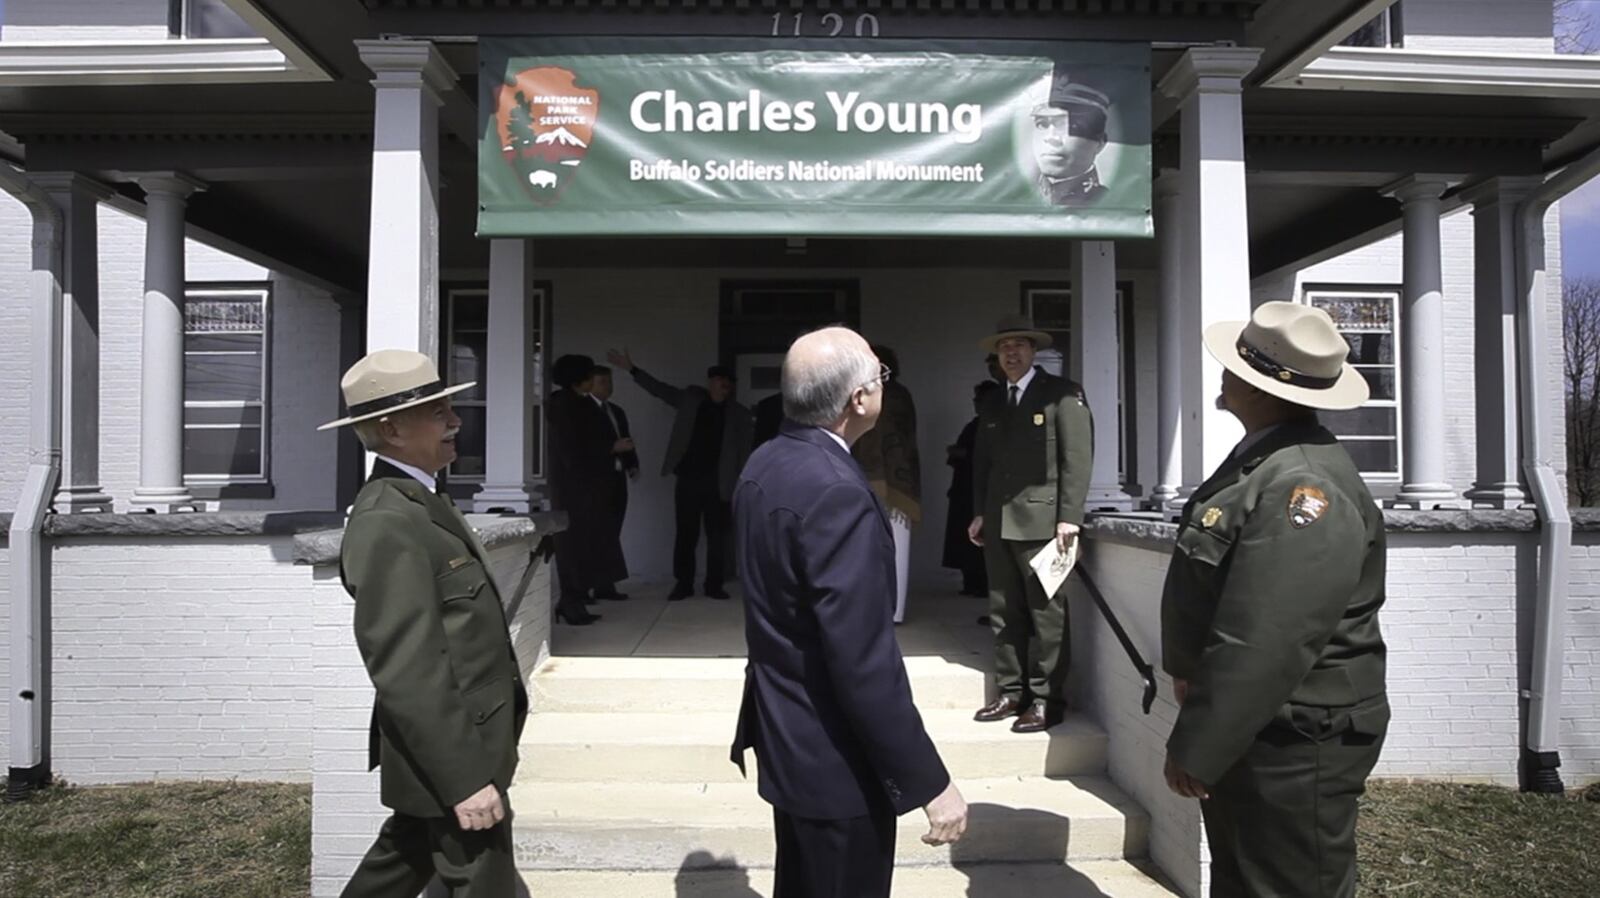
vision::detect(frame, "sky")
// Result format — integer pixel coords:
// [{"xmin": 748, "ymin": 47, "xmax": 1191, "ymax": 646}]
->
[{"xmin": 1561, "ymin": 1, "xmax": 1600, "ymax": 281}]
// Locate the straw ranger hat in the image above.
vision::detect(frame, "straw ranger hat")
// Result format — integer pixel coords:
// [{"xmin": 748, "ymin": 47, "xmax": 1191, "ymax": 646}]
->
[
  {"xmin": 318, "ymin": 349, "xmax": 476, "ymax": 431},
  {"xmin": 1203, "ymin": 301, "xmax": 1369, "ymax": 411},
  {"xmin": 979, "ymin": 315, "xmax": 1054, "ymax": 353}
]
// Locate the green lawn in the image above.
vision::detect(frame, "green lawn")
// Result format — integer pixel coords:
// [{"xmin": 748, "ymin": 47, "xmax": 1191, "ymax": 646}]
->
[{"xmin": 0, "ymin": 779, "xmax": 1595, "ymax": 897}]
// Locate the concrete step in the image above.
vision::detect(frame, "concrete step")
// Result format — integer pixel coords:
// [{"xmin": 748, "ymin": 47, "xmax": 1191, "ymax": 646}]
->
[
  {"xmin": 510, "ymin": 776, "xmax": 1148, "ymax": 870},
  {"xmin": 518, "ymin": 710, "xmax": 1107, "ymax": 783},
  {"xmin": 530, "ymin": 656, "xmax": 993, "ymax": 714},
  {"xmin": 521, "ymin": 860, "xmax": 1180, "ymax": 897}
]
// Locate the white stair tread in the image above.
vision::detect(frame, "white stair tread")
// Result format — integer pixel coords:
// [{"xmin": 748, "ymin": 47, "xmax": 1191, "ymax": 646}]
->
[
  {"xmin": 534, "ymin": 655, "xmax": 983, "ymax": 680},
  {"xmin": 519, "ymin": 709, "xmax": 1104, "ymax": 746}
]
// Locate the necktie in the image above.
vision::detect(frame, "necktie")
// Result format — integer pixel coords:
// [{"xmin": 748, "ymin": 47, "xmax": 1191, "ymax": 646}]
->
[{"xmin": 1009, "ymin": 385, "xmax": 1021, "ymax": 407}]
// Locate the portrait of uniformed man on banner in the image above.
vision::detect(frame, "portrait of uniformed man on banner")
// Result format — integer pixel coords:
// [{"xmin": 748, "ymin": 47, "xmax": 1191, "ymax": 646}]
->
[{"xmin": 1028, "ymin": 71, "xmax": 1113, "ymax": 207}]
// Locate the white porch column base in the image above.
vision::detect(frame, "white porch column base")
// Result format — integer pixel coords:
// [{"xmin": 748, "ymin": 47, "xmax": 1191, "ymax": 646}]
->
[
  {"xmin": 1463, "ymin": 176, "xmax": 1539, "ymax": 509},
  {"xmin": 1149, "ymin": 170, "xmax": 1184, "ymax": 510},
  {"xmin": 475, "ymin": 238, "xmax": 537, "ymax": 513},
  {"xmin": 129, "ymin": 172, "xmax": 204, "ymax": 513},
  {"xmin": 36, "ymin": 173, "xmax": 114, "ymax": 512},
  {"xmin": 1159, "ymin": 48, "xmax": 1261, "ymax": 487},
  {"xmin": 356, "ymin": 40, "xmax": 454, "ymax": 359},
  {"xmin": 1072, "ymin": 240, "xmax": 1132, "ymax": 511},
  {"xmin": 1386, "ymin": 175, "xmax": 1459, "ymax": 509}
]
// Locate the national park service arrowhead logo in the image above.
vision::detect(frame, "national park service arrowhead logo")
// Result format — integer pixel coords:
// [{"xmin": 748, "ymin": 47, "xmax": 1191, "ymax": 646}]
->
[
  {"xmin": 1287, "ymin": 485, "xmax": 1329, "ymax": 529},
  {"xmin": 495, "ymin": 67, "xmax": 599, "ymax": 205}
]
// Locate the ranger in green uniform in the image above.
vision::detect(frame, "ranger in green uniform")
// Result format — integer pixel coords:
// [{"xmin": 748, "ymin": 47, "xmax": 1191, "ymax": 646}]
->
[
  {"xmin": 969, "ymin": 316, "xmax": 1093, "ymax": 733},
  {"xmin": 319, "ymin": 350, "xmax": 529, "ymax": 897},
  {"xmin": 1161, "ymin": 302, "xmax": 1389, "ymax": 898}
]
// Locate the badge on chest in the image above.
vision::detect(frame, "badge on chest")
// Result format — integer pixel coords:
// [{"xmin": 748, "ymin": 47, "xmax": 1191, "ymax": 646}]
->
[{"xmin": 1033, "ymin": 413, "xmax": 1045, "ymax": 426}]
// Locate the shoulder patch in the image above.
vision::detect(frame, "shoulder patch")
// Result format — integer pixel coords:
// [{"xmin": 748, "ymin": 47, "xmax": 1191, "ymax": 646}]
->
[{"xmin": 1287, "ymin": 485, "xmax": 1330, "ymax": 529}]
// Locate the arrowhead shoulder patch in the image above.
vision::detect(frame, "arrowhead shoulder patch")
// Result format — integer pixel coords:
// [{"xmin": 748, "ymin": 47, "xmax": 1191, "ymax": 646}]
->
[{"xmin": 1287, "ymin": 485, "xmax": 1330, "ymax": 529}]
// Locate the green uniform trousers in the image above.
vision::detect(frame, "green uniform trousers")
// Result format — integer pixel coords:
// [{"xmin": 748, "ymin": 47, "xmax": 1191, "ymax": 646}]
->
[
  {"xmin": 984, "ymin": 536, "xmax": 1069, "ymax": 710},
  {"xmin": 340, "ymin": 807, "xmax": 517, "ymax": 898},
  {"xmin": 1201, "ymin": 699, "xmax": 1388, "ymax": 898}
]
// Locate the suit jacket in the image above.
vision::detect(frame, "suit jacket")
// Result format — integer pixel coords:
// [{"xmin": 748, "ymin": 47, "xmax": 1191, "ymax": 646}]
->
[
  {"xmin": 631, "ymin": 366, "xmax": 754, "ymax": 501},
  {"xmin": 599, "ymin": 399, "xmax": 640, "ymax": 474},
  {"xmin": 972, "ymin": 367, "xmax": 1094, "ymax": 541},
  {"xmin": 1160, "ymin": 422, "xmax": 1388, "ymax": 785},
  {"xmin": 340, "ymin": 461, "xmax": 529, "ymax": 817},
  {"xmin": 729, "ymin": 422, "xmax": 950, "ymax": 820}
]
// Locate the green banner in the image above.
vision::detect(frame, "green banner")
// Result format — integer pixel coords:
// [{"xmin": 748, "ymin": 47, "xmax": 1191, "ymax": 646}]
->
[{"xmin": 478, "ymin": 38, "xmax": 1151, "ymax": 238}]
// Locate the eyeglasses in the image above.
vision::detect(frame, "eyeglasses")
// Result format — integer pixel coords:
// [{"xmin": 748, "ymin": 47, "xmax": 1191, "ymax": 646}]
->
[{"xmin": 860, "ymin": 363, "xmax": 893, "ymax": 392}]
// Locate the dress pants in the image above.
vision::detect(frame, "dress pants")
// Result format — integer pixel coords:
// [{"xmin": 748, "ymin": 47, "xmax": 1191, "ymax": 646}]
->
[
  {"xmin": 1201, "ymin": 699, "xmax": 1388, "ymax": 898},
  {"xmin": 339, "ymin": 808, "xmax": 516, "ymax": 898},
  {"xmin": 673, "ymin": 472, "xmax": 729, "ymax": 590},
  {"xmin": 772, "ymin": 802, "xmax": 896, "ymax": 898},
  {"xmin": 984, "ymin": 536, "xmax": 1069, "ymax": 712}
]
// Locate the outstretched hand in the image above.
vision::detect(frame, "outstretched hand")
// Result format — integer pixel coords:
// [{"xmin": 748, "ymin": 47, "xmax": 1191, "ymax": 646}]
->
[{"xmin": 606, "ymin": 348, "xmax": 635, "ymax": 372}]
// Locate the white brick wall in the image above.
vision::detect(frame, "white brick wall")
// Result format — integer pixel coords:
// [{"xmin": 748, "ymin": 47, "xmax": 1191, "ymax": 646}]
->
[
  {"xmin": 311, "ymin": 532, "xmax": 550, "ymax": 898},
  {"xmin": 1, "ymin": 0, "xmax": 170, "ymax": 41}
]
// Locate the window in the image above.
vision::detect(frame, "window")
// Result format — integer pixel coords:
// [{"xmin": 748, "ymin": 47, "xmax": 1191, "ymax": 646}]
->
[
  {"xmin": 444, "ymin": 283, "xmax": 549, "ymax": 482},
  {"xmin": 1020, "ymin": 282, "xmax": 1134, "ymax": 487},
  {"xmin": 1339, "ymin": 3, "xmax": 1404, "ymax": 48},
  {"xmin": 1306, "ymin": 288, "xmax": 1401, "ymax": 478},
  {"xmin": 169, "ymin": 0, "xmax": 255, "ymax": 39},
  {"xmin": 183, "ymin": 285, "xmax": 269, "ymax": 482}
]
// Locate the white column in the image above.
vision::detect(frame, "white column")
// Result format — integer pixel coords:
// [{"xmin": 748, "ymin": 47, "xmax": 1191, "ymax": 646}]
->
[
  {"xmin": 1158, "ymin": 48, "xmax": 1261, "ymax": 485},
  {"xmin": 35, "ymin": 173, "xmax": 113, "ymax": 512},
  {"xmin": 1385, "ymin": 175, "xmax": 1457, "ymax": 508},
  {"xmin": 1072, "ymin": 240, "xmax": 1131, "ymax": 510},
  {"xmin": 1151, "ymin": 170, "xmax": 1184, "ymax": 511},
  {"xmin": 355, "ymin": 40, "xmax": 455, "ymax": 359},
  {"xmin": 475, "ymin": 239, "xmax": 536, "ymax": 512},
  {"xmin": 1464, "ymin": 177, "xmax": 1539, "ymax": 508},
  {"xmin": 129, "ymin": 173, "xmax": 204, "ymax": 512}
]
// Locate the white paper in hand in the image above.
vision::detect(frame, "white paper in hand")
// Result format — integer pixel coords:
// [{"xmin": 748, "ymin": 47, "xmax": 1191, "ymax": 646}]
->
[{"xmin": 1030, "ymin": 537, "xmax": 1078, "ymax": 600}]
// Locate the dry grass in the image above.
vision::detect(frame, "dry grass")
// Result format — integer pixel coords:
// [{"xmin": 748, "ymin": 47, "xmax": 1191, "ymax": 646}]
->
[{"xmin": 0, "ymin": 780, "xmax": 309, "ymax": 898}]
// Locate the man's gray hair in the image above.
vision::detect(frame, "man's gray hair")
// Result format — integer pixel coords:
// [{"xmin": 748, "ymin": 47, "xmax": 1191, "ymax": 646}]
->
[
  {"xmin": 782, "ymin": 329, "xmax": 879, "ymax": 427},
  {"xmin": 352, "ymin": 417, "xmax": 390, "ymax": 452}
]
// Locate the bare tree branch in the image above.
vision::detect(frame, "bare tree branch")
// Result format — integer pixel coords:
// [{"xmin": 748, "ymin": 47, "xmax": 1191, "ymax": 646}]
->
[
  {"xmin": 1556, "ymin": 0, "xmax": 1597, "ymax": 55},
  {"xmin": 1564, "ymin": 275, "xmax": 1600, "ymax": 504}
]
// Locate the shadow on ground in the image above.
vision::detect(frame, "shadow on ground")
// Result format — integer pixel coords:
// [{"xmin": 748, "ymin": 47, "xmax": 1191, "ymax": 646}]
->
[{"xmin": 674, "ymin": 850, "xmax": 763, "ymax": 897}]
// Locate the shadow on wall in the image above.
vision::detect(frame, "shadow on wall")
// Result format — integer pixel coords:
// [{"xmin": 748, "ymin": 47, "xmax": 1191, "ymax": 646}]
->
[{"xmin": 675, "ymin": 850, "xmax": 763, "ymax": 897}]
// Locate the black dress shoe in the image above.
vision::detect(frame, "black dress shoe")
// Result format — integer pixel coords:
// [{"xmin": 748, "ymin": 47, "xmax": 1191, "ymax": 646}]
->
[
  {"xmin": 1011, "ymin": 702, "xmax": 1055, "ymax": 733},
  {"xmin": 973, "ymin": 696, "xmax": 1021, "ymax": 723},
  {"xmin": 705, "ymin": 587, "xmax": 731, "ymax": 600},
  {"xmin": 667, "ymin": 583, "xmax": 693, "ymax": 602},
  {"xmin": 556, "ymin": 606, "xmax": 601, "ymax": 626}
]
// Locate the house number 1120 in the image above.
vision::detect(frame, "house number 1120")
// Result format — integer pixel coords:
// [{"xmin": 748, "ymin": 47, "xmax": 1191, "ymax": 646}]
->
[{"xmin": 770, "ymin": 12, "xmax": 882, "ymax": 37}]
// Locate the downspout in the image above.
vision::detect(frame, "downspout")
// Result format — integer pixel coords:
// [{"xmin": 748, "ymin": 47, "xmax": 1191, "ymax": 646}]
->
[
  {"xmin": 2, "ymin": 164, "xmax": 62, "ymax": 801},
  {"xmin": 1513, "ymin": 148, "xmax": 1600, "ymax": 794}
]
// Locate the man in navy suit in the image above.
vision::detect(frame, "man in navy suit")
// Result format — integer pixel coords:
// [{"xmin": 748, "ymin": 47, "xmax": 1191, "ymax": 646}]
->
[{"xmin": 730, "ymin": 326, "xmax": 967, "ymax": 898}]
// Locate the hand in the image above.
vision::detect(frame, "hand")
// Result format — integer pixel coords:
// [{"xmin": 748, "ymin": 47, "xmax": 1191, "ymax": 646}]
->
[
  {"xmin": 627, "ymin": 467, "xmax": 640, "ymax": 481},
  {"xmin": 612, "ymin": 437, "xmax": 635, "ymax": 454},
  {"xmin": 606, "ymin": 347, "xmax": 635, "ymax": 372},
  {"xmin": 967, "ymin": 516, "xmax": 985, "ymax": 547},
  {"xmin": 1164, "ymin": 754, "xmax": 1210, "ymax": 800},
  {"xmin": 453, "ymin": 784, "xmax": 505, "ymax": 831},
  {"xmin": 1055, "ymin": 522, "xmax": 1080, "ymax": 555},
  {"xmin": 1173, "ymin": 678, "xmax": 1190, "ymax": 706},
  {"xmin": 921, "ymin": 780, "xmax": 968, "ymax": 846}
]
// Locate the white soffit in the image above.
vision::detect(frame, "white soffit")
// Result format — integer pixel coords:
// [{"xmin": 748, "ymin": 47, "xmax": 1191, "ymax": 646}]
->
[
  {"xmin": 1270, "ymin": 47, "xmax": 1600, "ymax": 98},
  {"xmin": 0, "ymin": 39, "xmax": 326, "ymax": 85}
]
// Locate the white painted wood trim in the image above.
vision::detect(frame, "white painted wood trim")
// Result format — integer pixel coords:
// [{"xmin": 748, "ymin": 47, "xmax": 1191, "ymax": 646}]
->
[
  {"xmin": 0, "ymin": 38, "xmax": 328, "ymax": 85},
  {"xmin": 1271, "ymin": 46, "xmax": 1600, "ymax": 97}
]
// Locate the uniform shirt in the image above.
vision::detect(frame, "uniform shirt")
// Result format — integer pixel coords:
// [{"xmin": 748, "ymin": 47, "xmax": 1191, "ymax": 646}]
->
[
  {"xmin": 376, "ymin": 455, "xmax": 436, "ymax": 492},
  {"xmin": 1006, "ymin": 366, "xmax": 1038, "ymax": 403}
]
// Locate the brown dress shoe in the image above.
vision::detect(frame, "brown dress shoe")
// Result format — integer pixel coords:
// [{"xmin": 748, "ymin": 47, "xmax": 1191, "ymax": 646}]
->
[
  {"xmin": 973, "ymin": 696, "xmax": 1022, "ymax": 723},
  {"xmin": 1011, "ymin": 702, "xmax": 1053, "ymax": 733}
]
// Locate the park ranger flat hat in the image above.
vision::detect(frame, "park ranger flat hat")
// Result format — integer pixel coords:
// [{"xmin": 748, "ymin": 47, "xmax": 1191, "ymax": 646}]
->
[
  {"xmin": 318, "ymin": 349, "xmax": 476, "ymax": 431},
  {"xmin": 1203, "ymin": 301, "xmax": 1370, "ymax": 411},
  {"xmin": 979, "ymin": 314, "xmax": 1054, "ymax": 353}
]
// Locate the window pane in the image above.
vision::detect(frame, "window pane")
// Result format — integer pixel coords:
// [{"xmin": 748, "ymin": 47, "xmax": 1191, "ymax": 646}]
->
[
  {"xmin": 451, "ymin": 406, "xmax": 487, "ymax": 478},
  {"xmin": 186, "ymin": 296, "xmax": 264, "ymax": 333},
  {"xmin": 530, "ymin": 410, "xmax": 543, "ymax": 478},
  {"xmin": 449, "ymin": 333, "xmax": 487, "ymax": 401},
  {"xmin": 1343, "ymin": 439, "xmax": 1399, "ymax": 474},
  {"xmin": 1356, "ymin": 368, "xmax": 1397, "ymax": 401},
  {"xmin": 184, "ymin": 427, "xmax": 263, "ymax": 477},
  {"xmin": 186, "ymin": 351, "xmax": 263, "ymax": 402},
  {"xmin": 185, "ymin": 406, "xmax": 263, "ymax": 427},
  {"xmin": 1343, "ymin": 332, "xmax": 1394, "ymax": 366},
  {"xmin": 452, "ymin": 294, "xmax": 488, "ymax": 332},
  {"xmin": 1321, "ymin": 406, "xmax": 1396, "ymax": 438},
  {"xmin": 1030, "ymin": 292, "xmax": 1072, "ymax": 331}
]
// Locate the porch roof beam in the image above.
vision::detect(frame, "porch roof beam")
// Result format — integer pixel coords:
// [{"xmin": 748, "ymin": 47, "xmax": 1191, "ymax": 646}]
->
[
  {"xmin": 1245, "ymin": 0, "xmax": 1398, "ymax": 87},
  {"xmin": 1276, "ymin": 47, "xmax": 1600, "ymax": 99},
  {"xmin": 0, "ymin": 38, "xmax": 328, "ymax": 87}
]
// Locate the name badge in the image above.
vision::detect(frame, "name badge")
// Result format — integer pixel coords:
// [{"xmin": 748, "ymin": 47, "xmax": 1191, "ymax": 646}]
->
[{"xmin": 1033, "ymin": 413, "xmax": 1045, "ymax": 426}]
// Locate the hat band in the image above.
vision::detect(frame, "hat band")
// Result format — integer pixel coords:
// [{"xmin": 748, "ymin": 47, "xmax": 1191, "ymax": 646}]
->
[
  {"xmin": 1236, "ymin": 342, "xmax": 1341, "ymax": 390},
  {"xmin": 347, "ymin": 380, "xmax": 445, "ymax": 418}
]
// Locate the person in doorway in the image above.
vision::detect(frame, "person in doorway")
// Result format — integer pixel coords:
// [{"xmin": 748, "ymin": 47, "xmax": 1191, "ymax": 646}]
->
[
  {"xmin": 969, "ymin": 315, "xmax": 1093, "ymax": 734},
  {"xmin": 753, "ymin": 391, "xmax": 785, "ymax": 449},
  {"xmin": 850, "ymin": 345, "xmax": 921, "ymax": 624},
  {"xmin": 544, "ymin": 354, "xmax": 617, "ymax": 625},
  {"xmin": 731, "ymin": 327, "xmax": 967, "ymax": 898},
  {"xmin": 588, "ymin": 364, "xmax": 639, "ymax": 601},
  {"xmin": 1161, "ymin": 301, "xmax": 1388, "ymax": 898},
  {"xmin": 606, "ymin": 348, "xmax": 754, "ymax": 601},
  {"xmin": 320, "ymin": 349, "xmax": 528, "ymax": 897},
  {"xmin": 943, "ymin": 380, "xmax": 1001, "ymax": 598},
  {"xmin": 1030, "ymin": 71, "xmax": 1113, "ymax": 207}
]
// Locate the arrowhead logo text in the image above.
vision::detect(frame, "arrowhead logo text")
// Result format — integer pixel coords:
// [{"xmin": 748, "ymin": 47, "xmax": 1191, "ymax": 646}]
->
[{"xmin": 495, "ymin": 66, "xmax": 599, "ymax": 204}]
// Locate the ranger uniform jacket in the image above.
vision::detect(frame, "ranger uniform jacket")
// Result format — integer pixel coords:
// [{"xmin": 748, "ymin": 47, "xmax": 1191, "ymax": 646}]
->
[
  {"xmin": 1160, "ymin": 421, "xmax": 1388, "ymax": 785},
  {"xmin": 341, "ymin": 461, "xmax": 529, "ymax": 818},
  {"xmin": 972, "ymin": 367, "xmax": 1094, "ymax": 541}
]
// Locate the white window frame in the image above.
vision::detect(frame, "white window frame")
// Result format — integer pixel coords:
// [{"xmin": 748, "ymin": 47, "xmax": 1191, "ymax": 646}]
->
[
  {"xmin": 1304, "ymin": 287, "xmax": 1403, "ymax": 481},
  {"xmin": 182, "ymin": 283, "xmax": 270, "ymax": 485},
  {"xmin": 1021, "ymin": 282, "xmax": 1131, "ymax": 484},
  {"xmin": 444, "ymin": 283, "xmax": 549, "ymax": 484}
]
